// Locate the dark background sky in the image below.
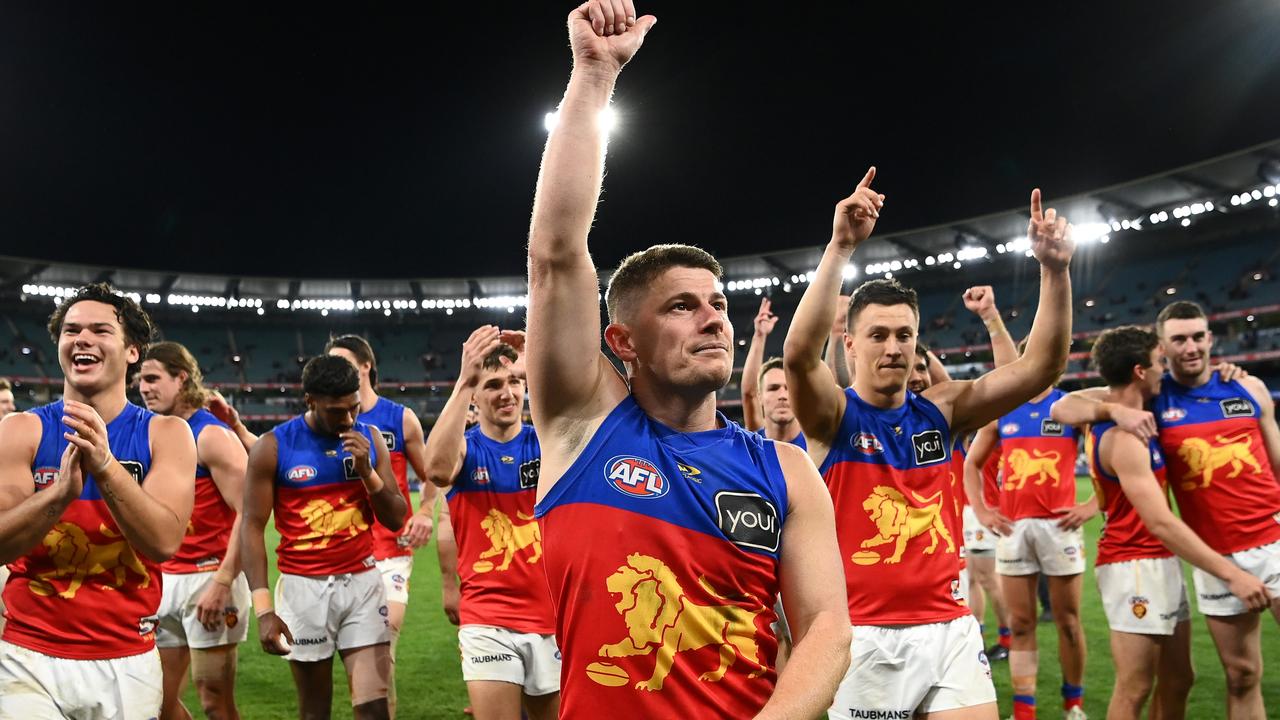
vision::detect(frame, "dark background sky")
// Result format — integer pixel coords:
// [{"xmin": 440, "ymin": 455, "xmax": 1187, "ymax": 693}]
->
[{"xmin": 1, "ymin": 1, "xmax": 1278, "ymax": 279}]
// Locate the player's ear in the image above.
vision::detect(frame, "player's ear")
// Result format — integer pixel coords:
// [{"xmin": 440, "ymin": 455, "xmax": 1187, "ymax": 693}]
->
[{"xmin": 603, "ymin": 322, "xmax": 638, "ymax": 363}]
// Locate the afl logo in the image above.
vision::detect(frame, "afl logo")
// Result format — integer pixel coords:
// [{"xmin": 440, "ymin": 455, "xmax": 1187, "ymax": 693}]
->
[
  {"xmin": 1160, "ymin": 407, "xmax": 1186, "ymax": 423},
  {"xmin": 286, "ymin": 465, "xmax": 318, "ymax": 482},
  {"xmin": 33, "ymin": 466, "xmax": 59, "ymax": 489},
  {"xmin": 852, "ymin": 433, "xmax": 883, "ymax": 454},
  {"xmin": 604, "ymin": 455, "xmax": 669, "ymax": 499}
]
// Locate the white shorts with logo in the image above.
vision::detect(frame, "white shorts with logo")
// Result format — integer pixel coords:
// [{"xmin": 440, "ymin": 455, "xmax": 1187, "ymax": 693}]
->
[
  {"xmin": 962, "ymin": 506, "xmax": 997, "ymax": 555},
  {"xmin": 828, "ymin": 615, "xmax": 996, "ymax": 719},
  {"xmin": 457, "ymin": 624, "xmax": 561, "ymax": 696},
  {"xmin": 1192, "ymin": 539, "xmax": 1280, "ymax": 617},
  {"xmin": 376, "ymin": 555, "xmax": 414, "ymax": 606},
  {"xmin": 1096, "ymin": 556, "xmax": 1190, "ymax": 635},
  {"xmin": 155, "ymin": 572, "xmax": 252, "ymax": 650},
  {"xmin": 0, "ymin": 641, "xmax": 161, "ymax": 720},
  {"xmin": 275, "ymin": 569, "xmax": 389, "ymax": 662},
  {"xmin": 996, "ymin": 517, "xmax": 1086, "ymax": 576}
]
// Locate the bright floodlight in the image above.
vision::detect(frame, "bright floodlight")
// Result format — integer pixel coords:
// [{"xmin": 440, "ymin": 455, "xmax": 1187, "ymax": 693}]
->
[{"xmin": 544, "ymin": 106, "xmax": 617, "ymax": 134}]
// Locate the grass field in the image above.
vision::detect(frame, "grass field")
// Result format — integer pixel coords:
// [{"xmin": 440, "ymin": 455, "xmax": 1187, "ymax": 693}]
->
[{"xmin": 203, "ymin": 479, "xmax": 1280, "ymax": 719}]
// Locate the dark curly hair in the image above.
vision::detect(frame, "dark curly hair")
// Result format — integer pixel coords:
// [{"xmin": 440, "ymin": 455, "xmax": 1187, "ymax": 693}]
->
[
  {"xmin": 47, "ymin": 282, "xmax": 156, "ymax": 382},
  {"xmin": 1091, "ymin": 325, "xmax": 1159, "ymax": 387},
  {"xmin": 325, "ymin": 334, "xmax": 379, "ymax": 386},
  {"xmin": 301, "ymin": 355, "xmax": 361, "ymax": 398}
]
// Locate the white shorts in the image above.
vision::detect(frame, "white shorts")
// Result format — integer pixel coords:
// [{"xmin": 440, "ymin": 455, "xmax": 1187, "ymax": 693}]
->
[
  {"xmin": 1192, "ymin": 539, "xmax": 1280, "ymax": 617},
  {"xmin": 275, "ymin": 569, "xmax": 389, "ymax": 662},
  {"xmin": 155, "ymin": 572, "xmax": 252, "ymax": 650},
  {"xmin": 457, "ymin": 624, "xmax": 561, "ymax": 696},
  {"xmin": 1096, "ymin": 557, "xmax": 1190, "ymax": 635},
  {"xmin": 0, "ymin": 641, "xmax": 161, "ymax": 720},
  {"xmin": 376, "ymin": 555, "xmax": 414, "ymax": 606},
  {"xmin": 996, "ymin": 517, "xmax": 1086, "ymax": 577},
  {"xmin": 829, "ymin": 615, "xmax": 996, "ymax": 719},
  {"xmin": 962, "ymin": 506, "xmax": 997, "ymax": 555}
]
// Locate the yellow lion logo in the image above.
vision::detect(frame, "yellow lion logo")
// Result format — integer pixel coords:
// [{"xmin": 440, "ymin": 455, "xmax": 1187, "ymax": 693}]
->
[
  {"xmin": 859, "ymin": 486, "xmax": 956, "ymax": 564},
  {"xmin": 28, "ymin": 523, "xmax": 150, "ymax": 599},
  {"xmin": 1178, "ymin": 433, "xmax": 1263, "ymax": 491},
  {"xmin": 294, "ymin": 498, "xmax": 369, "ymax": 550},
  {"xmin": 474, "ymin": 509, "xmax": 542, "ymax": 572},
  {"xmin": 596, "ymin": 553, "xmax": 767, "ymax": 692},
  {"xmin": 1004, "ymin": 448, "xmax": 1062, "ymax": 490}
]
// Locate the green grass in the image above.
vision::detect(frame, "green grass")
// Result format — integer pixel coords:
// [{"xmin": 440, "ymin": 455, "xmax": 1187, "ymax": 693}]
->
[{"xmin": 194, "ymin": 482, "xmax": 1279, "ymax": 718}]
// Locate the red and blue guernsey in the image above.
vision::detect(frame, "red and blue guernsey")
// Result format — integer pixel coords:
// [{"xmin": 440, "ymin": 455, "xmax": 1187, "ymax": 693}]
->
[
  {"xmin": 982, "ymin": 441, "xmax": 1002, "ymax": 509},
  {"xmin": 447, "ymin": 423, "xmax": 553, "ymax": 635},
  {"xmin": 754, "ymin": 427, "xmax": 808, "ymax": 451},
  {"xmin": 997, "ymin": 390, "xmax": 1080, "ymax": 520},
  {"xmin": 536, "ymin": 397, "xmax": 786, "ymax": 719},
  {"xmin": 1087, "ymin": 421, "xmax": 1173, "ymax": 566},
  {"xmin": 162, "ymin": 408, "xmax": 236, "ymax": 574},
  {"xmin": 1154, "ymin": 372, "xmax": 1280, "ymax": 554},
  {"xmin": 360, "ymin": 397, "xmax": 412, "ymax": 561},
  {"xmin": 3, "ymin": 400, "xmax": 161, "ymax": 659},
  {"xmin": 272, "ymin": 415, "xmax": 380, "ymax": 576},
  {"xmin": 819, "ymin": 388, "xmax": 965, "ymax": 625}
]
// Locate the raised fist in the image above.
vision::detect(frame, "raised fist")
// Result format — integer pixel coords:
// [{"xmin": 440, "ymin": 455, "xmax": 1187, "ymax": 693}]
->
[{"xmin": 568, "ymin": 0, "xmax": 657, "ymax": 73}]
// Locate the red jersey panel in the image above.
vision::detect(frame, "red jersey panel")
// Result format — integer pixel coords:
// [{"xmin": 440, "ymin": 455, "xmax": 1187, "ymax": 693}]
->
[
  {"xmin": 448, "ymin": 425, "xmax": 553, "ymax": 634},
  {"xmin": 1155, "ymin": 373, "xmax": 1280, "ymax": 554},
  {"xmin": 162, "ymin": 408, "xmax": 236, "ymax": 574},
  {"xmin": 820, "ymin": 389, "xmax": 967, "ymax": 625},
  {"xmin": 982, "ymin": 441, "xmax": 1002, "ymax": 508},
  {"xmin": 1088, "ymin": 422, "xmax": 1173, "ymax": 565},
  {"xmin": 998, "ymin": 391, "xmax": 1080, "ymax": 520},
  {"xmin": 3, "ymin": 401, "xmax": 165, "ymax": 660}
]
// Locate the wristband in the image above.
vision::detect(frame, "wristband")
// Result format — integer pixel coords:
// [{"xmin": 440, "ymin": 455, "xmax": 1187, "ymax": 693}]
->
[{"xmin": 252, "ymin": 587, "xmax": 274, "ymax": 618}]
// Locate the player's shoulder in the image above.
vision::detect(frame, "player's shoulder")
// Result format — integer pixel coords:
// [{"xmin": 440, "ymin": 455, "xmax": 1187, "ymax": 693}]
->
[
  {"xmin": 1236, "ymin": 374, "xmax": 1272, "ymax": 406},
  {"xmin": 0, "ymin": 410, "xmax": 43, "ymax": 447},
  {"xmin": 149, "ymin": 413, "xmax": 194, "ymax": 442}
]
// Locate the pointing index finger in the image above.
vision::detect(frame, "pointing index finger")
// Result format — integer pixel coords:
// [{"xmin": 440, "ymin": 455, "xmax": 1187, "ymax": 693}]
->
[
  {"xmin": 857, "ymin": 166, "xmax": 876, "ymax": 189},
  {"xmin": 1030, "ymin": 188, "xmax": 1043, "ymax": 222}
]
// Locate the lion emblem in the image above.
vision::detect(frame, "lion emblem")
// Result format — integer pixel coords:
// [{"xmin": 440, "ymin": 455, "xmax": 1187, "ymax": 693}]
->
[
  {"xmin": 1004, "ymin": 448, "xmax": 1062, "ymax": 490},
  {"xmin": 294, "ymin": 498, "xmax": 369, "ymax": 550},
  {"xmin": 474, "ymin": 509, "xmax": 542, "ymax": 572},
  {"xmin": 859, "ymin": 486, "xmax": 956, "ymax": 564},
  {"xmin": 1177, "ymin": 433, "xmax": 1262, "ymax": 491},
  {"xmin": 28, "ymin": 523, "xmax": 151, "ymax": 599},
  {"xmin": 596, "ymin": 553, "xmax": 766, "ymax": 692}
]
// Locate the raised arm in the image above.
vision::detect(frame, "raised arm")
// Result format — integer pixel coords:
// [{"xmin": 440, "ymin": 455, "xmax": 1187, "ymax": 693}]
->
[
  {"xmin": 761, "ymin": 442, "xmax": 851, "ymax": 720},
  {"xmin": 526, "ymin": 5, "xmax": 655, "ymax": 455},
  {"xmin": 239, "ymin": 432, "xmax": 292, "ymax": 655},
  {"xmin": 423, "ymin": 327, "xmax": 501, "ymax": 489},
  {"xmin": 926, "ymin": 190, "xmax": 1075, "ymax": 434},
  {"xmin": 740, "ymin": 298, "xmax": 777, "ymax": 431},
  {"xmin": 61, "ymin": 403, "xmax": 196, "ymax": 562},
  {"xmin": 1107, "ymin": 432, "xmax": 1270, "ymax": 610},
  {"xmin": 963, "ymin": 285, "xmax": 1018, "ymax": 368},
  {"xmin": 824, "ymin": 295, "xmax": 852, "ymax": 388},
  {"xmin": 207, "ymin": 391, "xmax": 258, "ymax": 451},
  {"xmin": 0, "ymin": 414, "xmax": 82, "ymax": 564},
  {"xmin": 784, "ymin": 169, "xmax": 884, "ymax": 458},
  {"xmin": 1049, "ymin": 388, "xmax": 1157, "ymax": 443},
  {"xmin": 963, "ymin": 421, "xmax": 1012, "ymax": 535},
  {"xmin": 400, "ymin": 408, "xmax": 435, "ymax": 549}
]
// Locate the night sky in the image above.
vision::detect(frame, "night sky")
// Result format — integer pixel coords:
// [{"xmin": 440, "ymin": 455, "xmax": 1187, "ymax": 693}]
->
[{"xmin": 2, "ymin": 1, "xmax": 1278, "ymax": 279}]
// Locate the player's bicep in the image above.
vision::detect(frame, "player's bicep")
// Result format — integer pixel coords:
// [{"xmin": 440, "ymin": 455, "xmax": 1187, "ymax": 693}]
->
[
  {"xmin": 776, "ymin": 443, "xmax": 847, "ymax": 637},
  {"xmin": 1111, "ymin": 435, "xmax": 1169, "ymax": 517},
  {"xmin": 201, "ymin": 427, "xmax": 248, "ymax": 512},
  {"xmin": 526, "ymin": 260, "xmax": 626, "ymax": 423},
  {"xmin": 242, "ymin": 433, "xmax": 278, "ymax": 526},
  {"xmin": 1241, "ymin": 377, "xmax": 1280, "ymax": 463},
  {"xmin": 0, "ymin": 414, "xmax": 39, "ymax": 511},
  {"xmin": 946, "ymin": 361, "xmax": 1047, "ymax": 435},
  {"xmin": 785, "ymin": 361, "xmax": 846, "ymax": 446},
  {"xmin": 145, "ymin": 417, "xmax": 197, "ymax": 523}
]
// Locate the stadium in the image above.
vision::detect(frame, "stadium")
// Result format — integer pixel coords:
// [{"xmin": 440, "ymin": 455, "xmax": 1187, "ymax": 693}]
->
[{"xmin": 0, "ymin": 4, "xmax": 1278, "ymax": 720}]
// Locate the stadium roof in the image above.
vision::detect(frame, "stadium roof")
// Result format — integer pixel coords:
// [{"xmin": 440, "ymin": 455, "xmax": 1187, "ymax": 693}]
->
[{"xmin": 4, "ymin": 138, "xmax": 1279, "ymax": 316}]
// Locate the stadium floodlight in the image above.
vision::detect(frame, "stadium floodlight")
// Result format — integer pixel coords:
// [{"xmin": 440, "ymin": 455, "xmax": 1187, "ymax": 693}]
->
[
  {"xmin": 544, "ymin": 106, "xmax": 617, "ymax": 135},
  {"xmin": 843, "ymin": 264, "xmax": 858, "ymax": 279},
  {"xmin": 1072, "ymin": 223, "xmax": 1112, "ymax": 245}
]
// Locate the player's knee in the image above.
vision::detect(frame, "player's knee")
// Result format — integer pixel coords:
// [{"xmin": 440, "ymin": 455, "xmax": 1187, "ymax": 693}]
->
[
  {"xmin": 352, "ymin": 698, "xmax": 391, "ymax": 720},
  {"xmin": 1112, "ymin": 674, "xmax": 1153, "ymax": 708},
  {"xmin": 193, "ymin": 678, "xmax": 233, "ymax": 720},
  {"xmin": 1222, "ymin": 657, "xmax": 1261, "ymax": 695}
]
